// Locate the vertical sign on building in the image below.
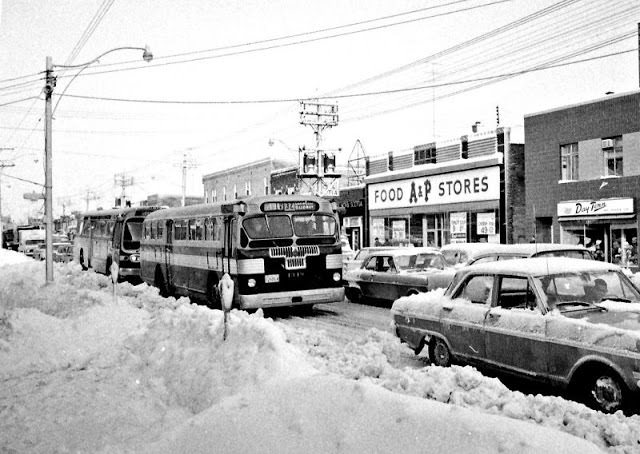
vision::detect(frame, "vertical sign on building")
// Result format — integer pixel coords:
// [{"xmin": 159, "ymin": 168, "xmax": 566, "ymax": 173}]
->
[{"xmin": 450, "ymin": 212, "xmax": 467, "ymax": 243}]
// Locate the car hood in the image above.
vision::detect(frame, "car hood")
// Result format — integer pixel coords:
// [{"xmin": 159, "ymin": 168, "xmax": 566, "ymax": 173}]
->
[{"xmin": 563, "ymin": 308, "xmax": 640, "ymax": 332}]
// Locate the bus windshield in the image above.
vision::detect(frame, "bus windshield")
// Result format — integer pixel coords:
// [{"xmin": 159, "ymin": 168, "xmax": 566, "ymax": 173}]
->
[
  {"xmin": 292, "ymin": 214, "xmax": 336, "ymax": 237},
  {"xmin": 123, "ymin": 220, "xmax": 143, "ymax": 250},
  {"xmin": 243, "ymin": 215, "xmax": 293, "ymax": 239}
]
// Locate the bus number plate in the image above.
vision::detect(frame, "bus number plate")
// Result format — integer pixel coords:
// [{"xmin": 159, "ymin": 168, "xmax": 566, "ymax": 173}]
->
[{"xmin": 265, "ymin": 274, "xmax": 280, "ymax": 283}]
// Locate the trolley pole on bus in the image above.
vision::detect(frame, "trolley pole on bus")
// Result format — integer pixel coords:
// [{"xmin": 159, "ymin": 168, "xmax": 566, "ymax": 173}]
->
[{"xmin": 43, "ymin": 46, "xmax": 152, "ymax": 283}]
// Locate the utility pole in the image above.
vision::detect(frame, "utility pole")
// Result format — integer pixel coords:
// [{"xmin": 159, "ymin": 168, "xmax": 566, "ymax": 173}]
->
[
  {"xmin": 174, "ymin": 152, "xmax": 198, "ymax": 207},
  {"xmin": 0, "ymin": 159, "xmax": 16, "ymax": 245},
  {"xmin": 83, "ymin": 189, "xmax": 100, "ymax": 211},
  {"xmin": 44, "ymin": 56, "xmax": 55, "ymax": 283},
  {"xmin": 114, "ymin": 172, "xmax": 134, "ymax": 207},
  {"xmin": 298, "ymin": 100, "xmax": 341, "ymax": 197}
]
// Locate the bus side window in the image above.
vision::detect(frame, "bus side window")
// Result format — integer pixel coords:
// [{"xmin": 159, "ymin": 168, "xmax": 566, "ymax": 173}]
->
[
  {"xmin": 205, "ymin": 217, "xmax": 213, "ymax": 241},
  {"xmin": 157, "ymin": 221, "xmax": 164, "ymax": 240},
  {"xmin": 195, "ymin": 219, "xmax": 204, "ymax": 241},
  {"xmin": 107, "ymin": 221, "xmax": 115, "ymax": 236},
  {"xmin": 216, "ymin": 217, "xmax": 223, "ymax": 241},
  {"xmin": 149, "ymin": 222, "xmax": 155, "ymax": 240}
]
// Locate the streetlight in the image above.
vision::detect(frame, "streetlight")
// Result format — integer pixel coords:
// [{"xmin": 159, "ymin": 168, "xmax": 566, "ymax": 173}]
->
[
  {"xmin": 44, "ymin": 46, "xmax": 153, "ymax": 283},
  {"xmin": 0, "ymin": 148, "xmax": 15, "ymax": 246}
]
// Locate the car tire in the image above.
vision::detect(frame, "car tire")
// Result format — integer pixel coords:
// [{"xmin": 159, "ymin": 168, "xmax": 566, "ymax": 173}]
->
[
  {"xmin": 429, "ymin": 337, "xmax": 452, "ymax": 367},
  {"xmin": 347, "ymin": 288, "xmax": 363, "ymax": 304},
  {"xmin": 579, "ymin": 368, "xmax": 627, "ymax": 414}
]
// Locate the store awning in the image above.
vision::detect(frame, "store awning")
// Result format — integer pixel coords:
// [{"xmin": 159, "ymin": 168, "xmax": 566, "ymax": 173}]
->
[{"xmin": 559, "ymin": 214, "xmax": 636, "ymax": 222}]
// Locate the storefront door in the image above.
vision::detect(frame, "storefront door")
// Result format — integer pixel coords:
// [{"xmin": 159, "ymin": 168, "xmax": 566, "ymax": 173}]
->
[{"xmin": 610, "ymin": 224, "xmax": 637, "ymax": 267}]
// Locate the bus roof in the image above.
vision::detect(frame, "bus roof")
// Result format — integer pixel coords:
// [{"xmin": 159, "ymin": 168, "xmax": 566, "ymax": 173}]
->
[
  {"xmin": 80, "ymin": 206, "xmax": 165, "ymax": 219},
  {"xmin": 144, "ymin": 194, "xmax": 336, "ymax": 221}
]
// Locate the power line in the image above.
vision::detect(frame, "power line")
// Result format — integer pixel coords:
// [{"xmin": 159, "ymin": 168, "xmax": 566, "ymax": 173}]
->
[
  {"xmin": 54, "ymin": 0, "xmax": 512, "ymax": 80},
  {"xmin": 59, "ymin": 47, "xmax": 636, "ymax": 106}
]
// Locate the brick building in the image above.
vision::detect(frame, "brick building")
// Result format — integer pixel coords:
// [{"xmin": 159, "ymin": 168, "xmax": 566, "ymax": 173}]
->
[
  {"xmin": 364, "ymin": 127, "xmax": 525, "ymax": 247},
  {"xmin": 202, "ymin": 158, "xmax": 295, "ymax": 202},
  {"xmin": 524, "ymin": 89, "xmax": 640, "ymax": 270}
]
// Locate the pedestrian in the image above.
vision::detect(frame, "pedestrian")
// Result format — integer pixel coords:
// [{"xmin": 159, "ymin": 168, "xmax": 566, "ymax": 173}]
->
[{"xmin": 374, "ymin": 237, "xmax": 382, "ymax": 247}]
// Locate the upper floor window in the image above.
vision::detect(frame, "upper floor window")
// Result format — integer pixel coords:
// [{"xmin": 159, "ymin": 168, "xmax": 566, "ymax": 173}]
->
[
  {"xmin": 234, "ymin": 184, "xmax": 238, "ymax": 199},
  {"xmin": 414, "ymin": 144, "xmax": 436, "ymax": 165},
  {"xmin": 560, "ymin": 143, "xmax": 579, "ymax": 180},
  {"xmin": 212, "ymin": 189, "xmax": 217, "ymax": 202},
  {"xmin": 603, "ymin": 136, "xmax": 623, "ymax": 177},
  {"xmin": 264, "ymin": 177, "xmax": 269, "ymax": 195}
]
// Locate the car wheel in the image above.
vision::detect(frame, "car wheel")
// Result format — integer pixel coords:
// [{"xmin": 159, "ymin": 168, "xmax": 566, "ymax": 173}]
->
[
  {"xmin": 580, "ymin": 369, "xmax": 626, "ymax": 413},
  {"xmin": 155, "ymin": 266, "xmax": 170, "ymax": 298},
  {"xmin": 347, "ymin": 288, "xmax": 363, "ymax": 304},
  {"xmin": 429, "ymin": 337, "xmax": 452, "ymax": 367}
]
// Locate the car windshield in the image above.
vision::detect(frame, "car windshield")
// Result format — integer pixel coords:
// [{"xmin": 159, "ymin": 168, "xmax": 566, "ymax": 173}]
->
[
  {"xmin": 26, "ymin": 239, "xmax": 44, "ymax": 246},
  {"xmin": 442, "ymin": 249, "xmax": 468, "ymax": 266},
  {"xmin": 534, "ymin": 269, "xmax": 640, "ymax": 310},
  {"xmin": 243, "ymin": 215, "xmax": 293, "ymax": 239}
]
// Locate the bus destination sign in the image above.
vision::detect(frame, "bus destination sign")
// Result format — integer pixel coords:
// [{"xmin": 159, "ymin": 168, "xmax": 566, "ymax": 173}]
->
[{"xmin": 262, "ymin": 201, "xmax": 319, "ymax": 212}]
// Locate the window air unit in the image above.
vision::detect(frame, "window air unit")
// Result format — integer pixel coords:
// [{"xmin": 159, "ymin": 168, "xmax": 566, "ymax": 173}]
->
[{"xmin": 601, "ymin": 138, "xmax": 614, "ymax": 148}]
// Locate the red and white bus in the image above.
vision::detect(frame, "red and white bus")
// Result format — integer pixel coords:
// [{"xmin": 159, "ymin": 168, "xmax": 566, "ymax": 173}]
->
[
  {"xmin": 74, "ymin": 206, "xmax": 164, "ymax": 279},
  {"xmin": 140, "ymin": 194, "xmax": 345, "ymax": 310}
]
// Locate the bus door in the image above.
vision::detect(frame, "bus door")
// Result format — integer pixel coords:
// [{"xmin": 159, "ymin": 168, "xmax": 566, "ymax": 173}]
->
[
  {"xmin": 164, "ymin": 220, "xmax": 174, "ymax": 287},
  {"xmin": 222, "ymin": 216, "xmax": 235, "ymax": 275},
  {"xmin": 112, "ymin": 221, "xmax": 122, "ymax": 265}
]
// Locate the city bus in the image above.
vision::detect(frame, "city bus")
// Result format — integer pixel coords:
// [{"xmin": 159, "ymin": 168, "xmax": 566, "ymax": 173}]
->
[
  {"xmin": 74, "ymin": 206, "xmax": 164, "ymax": 280},
  {"xmin": 140, "ymin": 194, "xmax": 345, "ymax": 310}
]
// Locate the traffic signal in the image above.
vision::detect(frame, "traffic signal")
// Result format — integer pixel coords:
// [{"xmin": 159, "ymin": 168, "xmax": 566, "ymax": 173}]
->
[{"xmin": 302, "ymin": 152, "xmax": 317, "ymax": 174}]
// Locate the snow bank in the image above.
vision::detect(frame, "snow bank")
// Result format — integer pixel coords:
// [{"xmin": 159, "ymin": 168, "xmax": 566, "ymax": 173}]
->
[{"xmin": 1, "ymin": 252, "xmax": 637, "ymax": 453}]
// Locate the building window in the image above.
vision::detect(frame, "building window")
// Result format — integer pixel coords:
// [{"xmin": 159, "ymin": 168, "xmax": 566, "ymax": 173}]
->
[
  {"xmin": 603, "ymin": 136, "xmax": 623, "ymax": 177},
  {"xmin": 223, "ymin": 186, "xmax": 227, "ymax": 201},
  {"xmin": 213, "ymin": 189, "xmax": 217, "ymax": 202},
  {"xmin": 560, "ymin": 142, "xmax": 579, "ymax": 180},
  {"xmin": 414, "ymin": 144, "xmax": 436, "ymax": 165},
  {"xmin": 234, "ymin": 184, "xmax": 237, "ymax": 199},
  {"xmin": 264, "ymin": 177, "xmax": 269, "ymax": 195}
]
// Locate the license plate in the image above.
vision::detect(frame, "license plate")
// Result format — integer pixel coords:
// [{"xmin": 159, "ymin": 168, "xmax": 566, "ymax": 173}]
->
[{"xmin": 265, "ymin": 274, "xmax": 280, "ymax": 283}]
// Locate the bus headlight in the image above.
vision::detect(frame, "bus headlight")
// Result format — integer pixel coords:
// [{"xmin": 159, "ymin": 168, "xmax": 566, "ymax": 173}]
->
[
  {"xmin": 247, "ymin": 278, "xmax": 256, "ymax": 288},
  {"xmin": 332, "ymin": 272, "xmax": 341, "ymax": 282},
  {"xmin": 130, "ymin": 254, "xmax": 140, "ymax": 262}
]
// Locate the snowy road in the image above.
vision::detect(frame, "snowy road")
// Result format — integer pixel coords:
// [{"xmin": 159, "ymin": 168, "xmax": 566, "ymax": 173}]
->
[{"xmin": 271, "ymin": 299, "xmax": 430, "ymax": 371}]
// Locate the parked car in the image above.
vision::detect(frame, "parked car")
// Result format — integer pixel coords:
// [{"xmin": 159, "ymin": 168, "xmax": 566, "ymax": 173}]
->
[
  {"xmin": 441, "ymin": 242, "xmax": 594, "ymax": 268},
  {"xmin": 342, "ymin": 246, "xmax": 397, "ymax": 275},
  {"xmin": 344, "ymin": 247, "xmax": 451, "ymax": 304},
  {"xmin": 391, "ymin": 257, "xmax": 640, "ymax": 413},
  {"xmin": 33, "ymin": 242, "xmax": 74, "ymax": 263}
]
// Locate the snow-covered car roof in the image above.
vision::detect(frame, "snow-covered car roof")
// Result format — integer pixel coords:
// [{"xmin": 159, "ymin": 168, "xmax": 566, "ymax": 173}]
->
[
  {"xmin": 441, "ymin": 242, "xmax": 590, "ymax": 256},
  {"xmin": 367, "ymin": 247, "xmax": 442, "ymax": 257},
  {"xmin": 460, "ymin": 256, "xmax": 620, "ymax": 277}
]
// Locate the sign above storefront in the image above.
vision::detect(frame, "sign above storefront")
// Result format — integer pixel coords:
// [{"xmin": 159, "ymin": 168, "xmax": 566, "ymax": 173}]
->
[
  {"xmin": 368, "ymin": 166, "xmax": 500, "ymax": 210},
  {"xmin": 557, "ymin": 198, "xmax": 634, "ymax": 217}
]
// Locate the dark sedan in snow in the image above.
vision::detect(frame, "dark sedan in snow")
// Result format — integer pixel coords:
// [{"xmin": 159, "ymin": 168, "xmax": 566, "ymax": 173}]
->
[
  {"xmin": 391, "ymin": 257, "xmax": 640, "ymax": 413},
  {"xmin": 344, "ymin": 247, "xmax": 451, "ymax": 304}
]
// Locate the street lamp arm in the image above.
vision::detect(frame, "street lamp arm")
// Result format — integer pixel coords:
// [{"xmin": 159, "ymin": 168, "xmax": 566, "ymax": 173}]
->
[{"xmin": 53, "ymin": 45, "xmax": 153, "ymax": 69}]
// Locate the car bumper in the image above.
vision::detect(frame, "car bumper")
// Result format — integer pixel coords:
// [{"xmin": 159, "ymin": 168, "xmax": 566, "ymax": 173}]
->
[{"xmin": 239, "ymin": 287, "xmax": 344, "ymax": 310}]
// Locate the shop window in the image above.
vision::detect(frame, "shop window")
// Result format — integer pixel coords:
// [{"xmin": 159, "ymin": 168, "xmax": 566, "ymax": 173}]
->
[
  {"xmin": 602, "ymin": 136, "xmax": 623, "ymax": 177},
  {"xmin": 560, "ymin": 143, "xmax": 578, "ymax": 180}
]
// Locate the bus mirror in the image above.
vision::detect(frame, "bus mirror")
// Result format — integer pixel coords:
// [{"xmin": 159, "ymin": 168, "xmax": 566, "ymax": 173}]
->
[{"xmin": 234, "ymin": 202, "xmax": 247, "ymax": 216}]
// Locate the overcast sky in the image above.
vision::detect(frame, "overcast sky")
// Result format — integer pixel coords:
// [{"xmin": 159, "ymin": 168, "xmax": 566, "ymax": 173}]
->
[{"xmin": 0, "ymin": 0, "xmax": 638, "ymax": 222}]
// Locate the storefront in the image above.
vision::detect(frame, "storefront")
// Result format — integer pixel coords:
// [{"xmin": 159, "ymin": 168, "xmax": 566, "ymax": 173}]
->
[
  {"xmin": 334, "ymin": 186, "xmax": 365, "ymax": 251},
  {"xmin": 558, "ymin": 197, "xmax": 638, "ymax": 269},
  {"xmin": 367, "ymin": 165, "xmax": 504, "ymax": 247}
]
